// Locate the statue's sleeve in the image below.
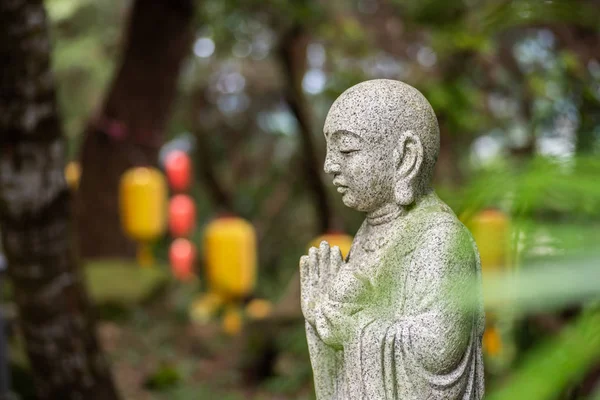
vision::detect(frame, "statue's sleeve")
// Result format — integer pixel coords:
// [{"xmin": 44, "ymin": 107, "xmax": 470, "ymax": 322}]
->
[
  {"xmin": 357, "ymin": 220, "xmax": 482, "ymax": 399},
  {"xmin": 311, "ymin": 297, "xmax": 367, "ymax": 348},
  {"xmin": 305, "ymin": 321, "xmax": 341, "ymax": 399},
  {"xmin": 397, "ymin": 220, "xmax": 478, "ymax": 374}
]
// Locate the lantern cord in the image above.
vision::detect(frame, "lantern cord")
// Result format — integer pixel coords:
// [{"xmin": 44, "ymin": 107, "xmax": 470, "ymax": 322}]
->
[{"xmin": 137, "ymin": 243, "xmax": 154, "ymax": 267}]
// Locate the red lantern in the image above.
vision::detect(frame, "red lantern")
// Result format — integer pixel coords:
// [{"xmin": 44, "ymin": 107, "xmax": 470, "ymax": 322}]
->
[
  {"xmin": 169, "ymin": 194, "xmax": 196, "ymax": 237},
  {"xmin": 165, "ymin": 150, "xmax": 192, "ymax": 191},
  {"xmin": 169, "ymin": 238, "xmax": 196, "ymax": 281}
]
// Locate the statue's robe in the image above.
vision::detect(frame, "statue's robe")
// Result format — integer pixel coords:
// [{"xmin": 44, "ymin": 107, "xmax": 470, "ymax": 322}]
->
[{"xmin": 306, "ymin": 193, "xmax": 485, "ymax": 399}]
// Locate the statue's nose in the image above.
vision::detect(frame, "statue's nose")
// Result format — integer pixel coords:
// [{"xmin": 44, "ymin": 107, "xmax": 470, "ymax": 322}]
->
[{"xmin": 324, "ymin": 156, "xmax": 341, "ymax": 174}]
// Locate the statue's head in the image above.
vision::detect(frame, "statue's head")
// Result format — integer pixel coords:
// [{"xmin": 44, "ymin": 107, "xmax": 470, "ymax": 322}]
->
[{"xmin": 323, "ymin": 79, "xmax": 440, "ymax": 213}]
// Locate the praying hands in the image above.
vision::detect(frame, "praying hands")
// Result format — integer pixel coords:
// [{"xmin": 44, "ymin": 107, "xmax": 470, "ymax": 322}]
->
[{"xmin": 300, "ymin": 241, "xmax": 344, "ymax": 326}]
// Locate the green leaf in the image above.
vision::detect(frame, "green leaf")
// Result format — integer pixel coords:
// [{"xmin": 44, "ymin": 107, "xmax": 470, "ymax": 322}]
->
[
  {"xmin": 85, "ymin": 260, "xmax": 170, "ymax": 306},
  {"xmin": 487, "ymin": 310, "xmax": 600, "ymax": 400},
  {"xmin": 46, "ymin": 0, "xmax": 88, "ymax": 23},
  {"xmin": 478, "ymin": 0, "xmax": 600, "ymax": 34},
  {"xmin": 144, "ymin": 363, "xmax": 182, "ymax": 391},
  {"xmin": 483, "ymin": 256, "xmax": 600, "ymax": 314}
]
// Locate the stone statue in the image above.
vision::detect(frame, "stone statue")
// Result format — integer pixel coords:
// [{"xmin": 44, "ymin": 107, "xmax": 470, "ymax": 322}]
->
[{"xmin": 300, "ymin": 79, "xmax": 484, "ymax": 399}]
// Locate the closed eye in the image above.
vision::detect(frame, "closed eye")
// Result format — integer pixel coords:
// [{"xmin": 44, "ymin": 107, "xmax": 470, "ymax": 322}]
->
[{"xmin": 340, "ymin": 149, "xmax": 360, "ymax": 155}]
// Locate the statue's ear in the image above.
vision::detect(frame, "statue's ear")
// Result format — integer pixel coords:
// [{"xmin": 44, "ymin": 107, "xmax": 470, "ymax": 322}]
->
[{"xmin": 392, "ymin": 131, "xmax": 424, "ymax": 205}]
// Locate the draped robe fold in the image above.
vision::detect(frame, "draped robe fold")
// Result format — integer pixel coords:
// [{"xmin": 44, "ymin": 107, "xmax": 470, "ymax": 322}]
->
[{"xmin": 306, "ymin": 194, "xmax": 485, "ymax": 399}]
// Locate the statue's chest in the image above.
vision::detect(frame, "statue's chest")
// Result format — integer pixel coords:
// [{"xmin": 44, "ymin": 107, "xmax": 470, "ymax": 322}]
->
[
  {"xmin": 328, "ymin": 224, "xmax": 414, "ymax": 305},
  {"xmin": 328, "ymin": 241, "xmax": 386, "ymax": 304}
]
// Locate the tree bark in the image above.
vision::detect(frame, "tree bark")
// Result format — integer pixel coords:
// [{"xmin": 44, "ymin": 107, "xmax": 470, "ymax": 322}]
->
[
  {"xmin": 77, "ymin": 0, "xmax": 195, "ymax": 259},
  {"xmin": 0, "ymin": 1, "xmax": 120, "ymax": 399}
]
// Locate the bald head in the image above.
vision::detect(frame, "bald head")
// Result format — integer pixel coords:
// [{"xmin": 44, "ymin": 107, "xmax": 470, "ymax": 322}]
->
[{"xmin": 324, "ymin": 79, "xmax": 440, "ymax": 186}]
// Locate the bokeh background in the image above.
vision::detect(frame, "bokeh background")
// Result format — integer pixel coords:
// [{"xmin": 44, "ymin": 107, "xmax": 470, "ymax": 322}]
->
[{"xmin": 1, "ymin": 0, "xmax": 600, "ymax": 399}]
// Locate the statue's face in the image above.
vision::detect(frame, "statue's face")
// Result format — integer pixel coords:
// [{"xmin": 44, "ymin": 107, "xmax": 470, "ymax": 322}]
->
[
  {"xmin": 323, "ymin": 79, "xmax": 440, "ymax": 212},
  {"xmin": 324, "ymin": 130, "xmax": 395, "ymax": 212}
]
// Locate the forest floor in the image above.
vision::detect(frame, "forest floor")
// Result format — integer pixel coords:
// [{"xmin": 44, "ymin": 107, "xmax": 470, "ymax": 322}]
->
[
  {"xmin": 7, "ymin": 262, "xmax": 313, "ymax": 400},
  {"xmin": 98, "ymin": 290, "xmax": 313, "ymax": 399}
]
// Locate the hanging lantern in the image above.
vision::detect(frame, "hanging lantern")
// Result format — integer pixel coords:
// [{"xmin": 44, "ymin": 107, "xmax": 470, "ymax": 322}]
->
[
  {"xmin": 468, "ymin": 209, "xmax": 514, "ymax": 368},
  {"xmin": 466, "ymin": 208, "xmax": 511, "ymax": 312},
  {"xmin": 64, "ymin": 161, "xmax": 81, "ymax": 191},
  {"xmin": 483, "ymin": 325, "xmax": 503, "ymax": 357},
  {"xmin": 169, "ymin": 238, "xmax": 196, "ymax": 281},
  {"xmin": 309, "ymin": 231, "xmax": 353, "ymax": 259},
  {"xmin": 168, "ymin": 194, "xmax": 196, "ymax": 237},
  {"xmin": 165, "ymin": 150, "xmax": 192, "ymax": 192},
  {"xmin": 245, "ymin": 298, "xmax": 273, "ymax": 320},
  {"xmin": 119, "ymin": 167, "xmax": 167, "ymax": 266},
  {"xmin": 189, "ymin": 292, "xmax": 224, "ymax": 324},
  {"xmin": 482, "ymin": 315, "xmax": 513, "ymax": 368},
  {"xmin": 203, "ymin": 215, "xmax": 257, "ymax": 300},
  {"xmin": 222, "ymin": 306, "xmax": 243, "ymax": 336},
  {"xmin": 468, "ymin": 209, "xmax": 510, "ymax": 272}
]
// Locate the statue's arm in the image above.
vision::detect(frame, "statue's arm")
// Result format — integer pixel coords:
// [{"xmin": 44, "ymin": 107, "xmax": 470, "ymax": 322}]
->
[
  {"xmin": 402, "ymin": 221, "xmax": 479, "ymax": 375},
  {"xmin": 311, "ymin": 296, "xmax": 370, "ymax": 347},
  {"xmin": 305, "ymin": 321, "xmax": 339, "ymax": 398},
  {"xmin": 307, "ymin": 256, "xmax": 383, "ymax": 349}
]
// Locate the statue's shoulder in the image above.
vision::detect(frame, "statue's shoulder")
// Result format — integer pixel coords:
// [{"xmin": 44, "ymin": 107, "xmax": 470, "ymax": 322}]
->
[
  {"xmin": 408, "ymin": 194, "xmax": 458, "ymax": 230},
  {"xmin": 383, "ymin": 199, "xmax": 456, "ymax": 257},
  {"xmin": 401, "ymin": 199, "xmax": 479, "ymax": 286},
  {"xmin": 407, "ymin": 194, "xmax": 473, "ymax": 250}
]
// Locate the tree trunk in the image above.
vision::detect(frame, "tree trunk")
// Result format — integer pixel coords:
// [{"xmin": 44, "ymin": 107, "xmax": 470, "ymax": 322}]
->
[
  {"xmin": 0, "ymin": 1, "xmax": 120, "ymax": 399},
  {"xmin": 77, "ymin": 0, "xmax": 195, "ymax": 259}
]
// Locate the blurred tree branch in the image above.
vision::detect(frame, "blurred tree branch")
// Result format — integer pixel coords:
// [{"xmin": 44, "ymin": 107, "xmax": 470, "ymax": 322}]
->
[
  {"xmin": 278, "ymin": 24, "xmax": 334, "ymax": 233},
  {"xmin": 190, "ymin": 89, "xmax": 234, "ymax": 212}
]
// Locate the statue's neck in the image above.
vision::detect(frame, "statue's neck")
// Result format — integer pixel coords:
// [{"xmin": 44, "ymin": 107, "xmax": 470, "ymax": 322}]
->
[
  {"xmin": 365, "ymin": 188, "xmax": 436, "ymax": 227},
  {"xmin": 366, "ymin": 203, "xmax": 404, "ymax": 226}
]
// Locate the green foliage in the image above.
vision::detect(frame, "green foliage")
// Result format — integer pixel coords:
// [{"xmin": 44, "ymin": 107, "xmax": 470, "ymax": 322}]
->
[
  {"xmin": 85, "ymin": 260, "xmax": 169, "ymax": 306},
  {"xmin": 478, "ymin": 0, "xmax": 600, "ymax": 33},
  {"xmin": 431, "ymin": 26, "xmax": 494, "ymax": 55},
  {"xmin": 159, "ymin": 384, "xmax": 246, "ymax": 400},
  {"xmin": 421, "ymin": 78, "xmax": 488, "ymax": 134},
  {"xmin": 484, "ymin": 255, "xmax": 600, "ymax": 314},
  {"xmin": 46, "ymin": 0, "xmax": 89, "ymax": 22},
  {"xmin": 488, "ymin": 310, "xmax": 600, "ymax": 400},
  {"xmin": 449, "ymin": 157, "xmax": 600, "ymax": 219},
  {"xmin": 46, "ymin": 0, "xmax": 122, "ymax": 157},
  {"xmin": 144, "ymin": 363, "xmax": 182, "ymax": 391},
  {"xmin": 397, "ymin": 0, "xmax": 468, "ymax": 27}
]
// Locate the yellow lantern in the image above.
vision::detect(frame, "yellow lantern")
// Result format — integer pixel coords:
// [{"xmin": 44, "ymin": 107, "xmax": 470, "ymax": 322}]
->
[
  {"xmin": 64, "ymin": 161, "xmax": 81, "ymax": 191},
  {"xmin": 467, "ymin": 209, "xmax": 510, "ymax": 272},
  {"xmin": 466, "ymin": 209, "xmax": 514, "ymax": 366},
  {"xmin": 309, "ymin": 231, "xmax": 354, "ymax": 259},
  {"xmin": 203, "ymin": 215, "xmax": 257, "ymax": 300},
  {"xmin": 119, "ymin": 167, "xmax": 167, "ymax": 266}
]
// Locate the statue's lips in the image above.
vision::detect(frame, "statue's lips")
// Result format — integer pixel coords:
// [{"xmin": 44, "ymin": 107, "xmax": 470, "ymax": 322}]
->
[{"xmin": 333, "ymin": 178, "xmax": 348, "ymax": 193}]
